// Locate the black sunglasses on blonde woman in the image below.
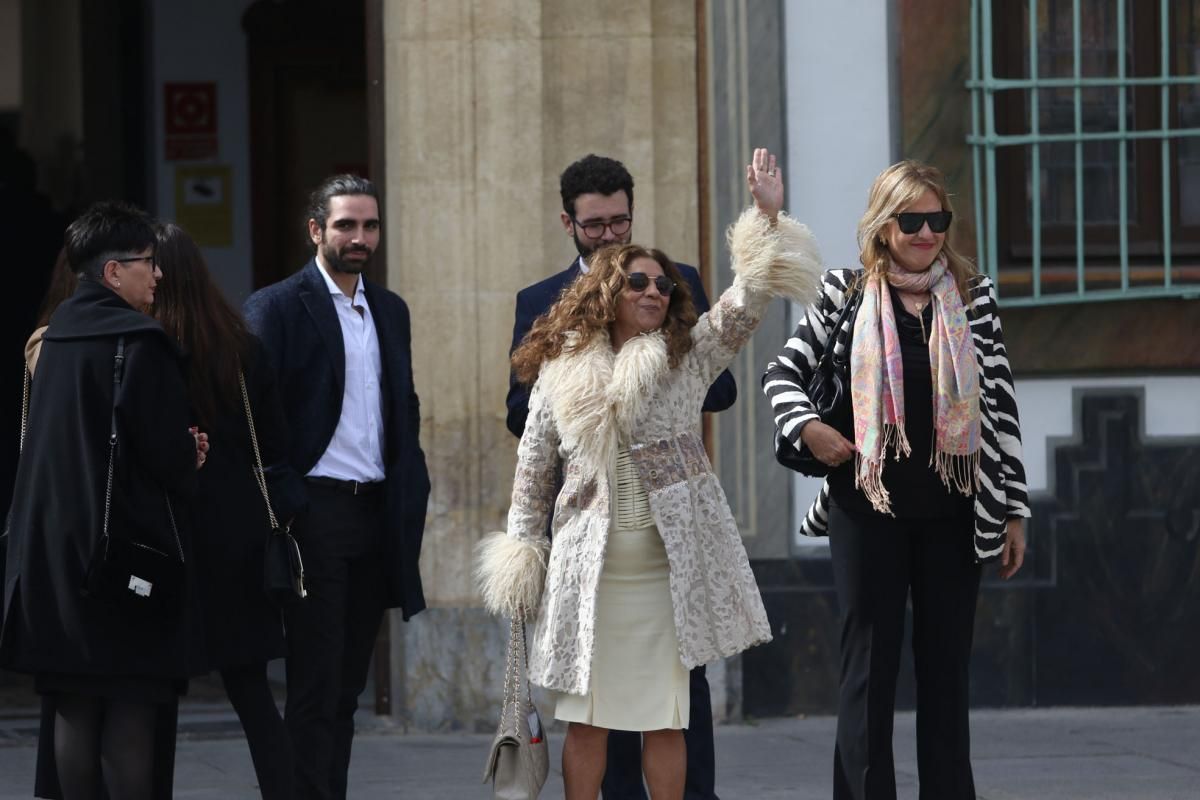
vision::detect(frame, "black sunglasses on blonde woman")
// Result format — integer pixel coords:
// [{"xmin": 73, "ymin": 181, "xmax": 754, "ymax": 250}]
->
[
  {"xmin": 626, "ymin": 272, "xmax": 675, "ymax": 295},
  {"xmin": 893, "ymin": 210, "xmax": 953, "ymax": 234}
]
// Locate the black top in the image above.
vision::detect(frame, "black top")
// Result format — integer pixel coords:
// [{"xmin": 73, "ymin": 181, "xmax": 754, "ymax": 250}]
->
[
  {"xmin": 191, "ymin": 339, "xmax": 301, "ymax": 670},
  {"xmin": 828, "ymin": 285, "xmax": 974, "ymax": 520}
]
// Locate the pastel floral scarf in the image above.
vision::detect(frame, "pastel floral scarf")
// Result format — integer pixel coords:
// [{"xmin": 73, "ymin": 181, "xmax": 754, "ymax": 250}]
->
[{"xmin": 849, "ymin": 255, "xmax": 981, "ymax": 514}]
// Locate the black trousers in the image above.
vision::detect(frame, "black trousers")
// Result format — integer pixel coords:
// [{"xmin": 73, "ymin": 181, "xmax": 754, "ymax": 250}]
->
[
  {"xmin": 284, "ymin": 484, "xmax": 388, "ymax": 800},
  {"xmin": 828, "ymin": 503, "xmax": 981, "ymax": 800},
  {"xmin": 220, "ymin": 663, "xmax": 293, "ymax": 800},
  {"xmin": 601, "ymin": 665, "xmax": 719, "ymax": 800}
]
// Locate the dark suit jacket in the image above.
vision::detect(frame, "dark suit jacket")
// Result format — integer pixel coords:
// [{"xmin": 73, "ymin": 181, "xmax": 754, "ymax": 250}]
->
[
  {"xmin": 505, "ymin": 259, "xmax": 737, "ymax": 437},
  {"xmin": 243, "ymin": 260, "xmax": 431, "ymax": 619}
]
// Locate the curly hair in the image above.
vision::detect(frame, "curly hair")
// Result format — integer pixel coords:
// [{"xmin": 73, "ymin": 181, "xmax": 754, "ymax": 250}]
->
[
  {"xmin": 857, "ymin": 160, "xmax": 977, "ymax": 303},
  {"xmin": 511, "ymin": 244, "xmax": 697, "ymax": 385},
  {"xmin": 559, "ymin": 155, "xmax": 634, "ymax": 218}
]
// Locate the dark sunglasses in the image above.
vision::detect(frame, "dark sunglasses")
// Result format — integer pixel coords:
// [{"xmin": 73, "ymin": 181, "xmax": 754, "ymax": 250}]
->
[
  {"xmin": 626, "ymin": 272, "xmax": 675, "ymax": 295},
  {"xmin": 893, "ymin": 210, "xmax": 953, "ymax": 234}
]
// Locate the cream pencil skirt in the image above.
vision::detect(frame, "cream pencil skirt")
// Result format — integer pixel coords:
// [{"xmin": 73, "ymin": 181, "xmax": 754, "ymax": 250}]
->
[{"xmin": 553, "ymin": 524, "xmax": 690, "ymax": 731}]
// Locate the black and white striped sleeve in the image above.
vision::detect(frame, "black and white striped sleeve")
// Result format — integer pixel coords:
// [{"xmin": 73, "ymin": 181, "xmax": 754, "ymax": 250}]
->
[
  {"xmin": 761, "ymin": 269, "xmax": 854, "ymax": 447},
  {"xmin": 982, "ymin": 281, "xmax": 1031, "ymax": 519},
  {"xmin": 969, "ymin": 277, "xmax": 1031, "ymax": 523}
]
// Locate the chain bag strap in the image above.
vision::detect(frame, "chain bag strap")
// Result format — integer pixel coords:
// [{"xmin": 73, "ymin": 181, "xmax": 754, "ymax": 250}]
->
[
  {"xmin": 483, "ymin": 608, "xmax": 549, "ymax": 798},
  {"xmin": 502, "ymin": 615, "xmax": 538, "ymax": 737},
  {"xmin": 0, "ymin": 368, "xmax": 30, "ymax": 566},
  {"xmin": 18, "ymin": 366, "xmax": 29, "ymax": 452},
  {"xmin": 240, "ymin": 370, "xmax": 307, "ymax": 601}
]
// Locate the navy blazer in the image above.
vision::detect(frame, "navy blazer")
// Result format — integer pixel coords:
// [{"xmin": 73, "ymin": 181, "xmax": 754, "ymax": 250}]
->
[
  {"xmin": 243, "ymin": 260, "xmax": 431, "ymax": 619},
  {"xmin": 505, "ymin": 259, "xmax": 738, "ymax": 437}
]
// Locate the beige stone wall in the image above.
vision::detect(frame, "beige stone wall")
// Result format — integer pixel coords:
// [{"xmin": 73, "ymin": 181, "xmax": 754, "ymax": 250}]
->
[{"xmin": 383, "ymin": 0, "xmax": 700, "ymax": 609}]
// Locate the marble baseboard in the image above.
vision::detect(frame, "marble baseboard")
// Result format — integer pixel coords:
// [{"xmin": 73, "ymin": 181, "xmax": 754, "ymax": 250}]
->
[
  {"xmin": 387, "ymin": 607, "xmax": 743, "ymax": 732},
  {"xmin": 745, "ymin": 389, "xmax": 1200, "ymax": 717}
]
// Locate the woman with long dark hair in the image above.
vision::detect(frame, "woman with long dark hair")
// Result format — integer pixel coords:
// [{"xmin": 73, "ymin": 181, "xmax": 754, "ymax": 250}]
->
[{"xmin": 152, "ymin": 223, "xmax": 305, "ymax": 800}]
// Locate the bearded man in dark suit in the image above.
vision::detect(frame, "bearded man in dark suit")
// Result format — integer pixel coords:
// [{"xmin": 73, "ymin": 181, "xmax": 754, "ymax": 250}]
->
[
  {"xmin": 244, "ymin": 175, "xmax": 430, "ymax": 800},
  {"xmin": 505, "ymin": 155, "xmax": 733, "ymax": 800}
]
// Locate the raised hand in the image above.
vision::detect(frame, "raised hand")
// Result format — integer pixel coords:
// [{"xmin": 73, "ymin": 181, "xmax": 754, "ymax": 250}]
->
[{"xmin": 746, "ymin": 147, "xmax": 784, "ymax": 222}]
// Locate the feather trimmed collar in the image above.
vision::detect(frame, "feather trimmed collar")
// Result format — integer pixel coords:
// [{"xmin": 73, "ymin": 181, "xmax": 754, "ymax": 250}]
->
[{"xmin": 536, "ymin": 329, "xmax": 669, "ymax": 483}]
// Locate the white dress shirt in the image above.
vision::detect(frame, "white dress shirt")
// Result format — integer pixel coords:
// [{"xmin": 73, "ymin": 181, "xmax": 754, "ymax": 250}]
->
[{"xmin": 308, "ymin": 260, "xmax": 387, "ymax": 482}]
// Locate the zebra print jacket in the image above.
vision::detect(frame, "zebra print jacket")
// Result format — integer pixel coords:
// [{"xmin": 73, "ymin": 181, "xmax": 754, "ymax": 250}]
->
[{"xmin": 762, "ymin": 268, "xmax": 1031, "ymax": 562}]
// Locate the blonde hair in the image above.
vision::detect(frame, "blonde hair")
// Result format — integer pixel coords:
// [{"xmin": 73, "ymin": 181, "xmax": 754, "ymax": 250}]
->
[
  {"xmin": 511, "ymin": 244, "xmax": 697, "ymax": 385},
  {"xmin": 857, "ymin": 160, "xmax": 977, "ymax": 302}
]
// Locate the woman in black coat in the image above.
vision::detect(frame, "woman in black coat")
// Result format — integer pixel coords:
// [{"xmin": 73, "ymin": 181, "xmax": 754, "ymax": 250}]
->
[
  {"xmin": 152, "ymin": 223, "xmax": 306, "ymax": 800},
  {"xmin": 0, "ymin": 202, "xmax": 204, "ymax": 800}
]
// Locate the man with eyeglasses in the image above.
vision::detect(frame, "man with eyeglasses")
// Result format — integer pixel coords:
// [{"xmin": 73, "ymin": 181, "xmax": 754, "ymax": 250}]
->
[{"xmin": 504, "ymin": 154, "xmax": 733, "ymax": 800}]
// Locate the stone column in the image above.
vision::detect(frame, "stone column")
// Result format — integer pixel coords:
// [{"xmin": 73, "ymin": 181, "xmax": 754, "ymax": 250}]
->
[{"xmin": 382, "ymin": 0, "xmax": 700, "ymax": 730}]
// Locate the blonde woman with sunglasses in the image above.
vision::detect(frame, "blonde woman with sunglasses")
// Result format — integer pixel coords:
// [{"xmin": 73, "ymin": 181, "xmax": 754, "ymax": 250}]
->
[
  {"xmin": 478, "ymin": 149, "xmax": 821, "ymax": 799},
  {"xmin": 763, "ymin": 160, "xmax": 1031, "ymax": 800}
]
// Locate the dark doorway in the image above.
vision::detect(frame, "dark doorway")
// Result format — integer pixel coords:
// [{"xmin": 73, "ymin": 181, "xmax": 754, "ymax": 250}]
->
[
  {"xmin": 1, "ymin": 0, "xmax": 151, "ymax": 716},
  {"xmin": 243, "ymin": 0, "xmax": 369, "ymax": 289}
]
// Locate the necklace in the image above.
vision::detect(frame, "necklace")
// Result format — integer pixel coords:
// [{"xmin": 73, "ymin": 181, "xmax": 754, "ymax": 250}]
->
[{"xmin": 899, "ymin": 291, "xmax": 930, "ymax": 343}]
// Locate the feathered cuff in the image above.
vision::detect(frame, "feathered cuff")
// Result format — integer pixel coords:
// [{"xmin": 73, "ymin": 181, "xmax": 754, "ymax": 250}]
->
[
  {"xmin": 474, "ymin": 531, "xmax": 549, "ymax": 619},
  {"xmin": 727, "ymin": 207, "xmax": 823, "ymax": 306}
]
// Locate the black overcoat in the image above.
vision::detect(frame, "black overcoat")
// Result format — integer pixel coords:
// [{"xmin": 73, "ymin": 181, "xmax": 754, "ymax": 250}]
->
[
  {"xmin": 0, "ymin": 281, "xmax": 199, "ymax": 678},
  {"xmin": 191, "ymin": 338, "xmax": 305, "ymax": 670},
  {"xmin": 243, "ymin": 260, "xmax": 430, "ymax": 619}
]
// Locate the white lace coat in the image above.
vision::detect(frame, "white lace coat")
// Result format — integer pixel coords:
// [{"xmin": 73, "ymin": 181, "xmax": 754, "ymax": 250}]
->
[{"xmin": 480, "ymin": 209, "xmax": 823, "ymax": 696}]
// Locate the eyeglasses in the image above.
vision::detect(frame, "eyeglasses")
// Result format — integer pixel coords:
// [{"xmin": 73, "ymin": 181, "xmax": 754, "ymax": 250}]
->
[
  {"xmin": 572, "ymin": 216, "xmax": 632, "ymax": 240},
  {"xmin": 626, "ymin": 272, "xmax": 675, "ymax": 295},
  {"xmin": 114, "ymin": 255, "xmax": 156, "ymax": 266},
  {"xmin": 892, "ymin": 211, "xmax": 952, "ymax": 235}
]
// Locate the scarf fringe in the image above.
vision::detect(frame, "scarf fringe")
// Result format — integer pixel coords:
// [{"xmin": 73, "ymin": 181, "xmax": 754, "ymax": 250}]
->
[
  {"xmin": 856, "ymin": 423, "xmax": 909, "ymax": 515},
  {"xmin": 935, "ymin": 449, "xmax": 981, "ymax": 497}
]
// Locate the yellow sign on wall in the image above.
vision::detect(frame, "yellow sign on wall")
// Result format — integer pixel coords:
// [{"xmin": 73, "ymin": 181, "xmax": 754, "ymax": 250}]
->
[{"xmin": 174, "ymin": 165, "xmax": 232, "ymax": 247}]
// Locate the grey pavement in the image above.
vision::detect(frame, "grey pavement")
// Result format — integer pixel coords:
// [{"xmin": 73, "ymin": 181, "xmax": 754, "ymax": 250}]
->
[{"xmin": 1, "ymin": 705, "xmax": 1198, "ymax": 798}]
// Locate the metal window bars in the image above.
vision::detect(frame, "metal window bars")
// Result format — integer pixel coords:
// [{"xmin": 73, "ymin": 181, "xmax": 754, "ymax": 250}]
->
[{"xmin": 967, "ymin": 0, "xmax": 1200, "ymax": 305}]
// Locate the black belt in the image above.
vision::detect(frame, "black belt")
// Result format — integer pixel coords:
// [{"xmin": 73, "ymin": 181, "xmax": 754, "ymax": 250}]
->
[{"xmin": 306, "ymin": 476, "xmax": 385, "ymax": 495}]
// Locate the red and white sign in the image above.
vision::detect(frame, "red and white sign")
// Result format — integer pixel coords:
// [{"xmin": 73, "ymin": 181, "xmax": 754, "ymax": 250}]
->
[{"xmin": 164, "ymin": 82, "xmax": 218, "ymax": 160}]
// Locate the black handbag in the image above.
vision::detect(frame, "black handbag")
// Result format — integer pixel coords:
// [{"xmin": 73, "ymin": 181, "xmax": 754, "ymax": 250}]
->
[
  {"xmin": 84, "ymin": 337, "xmax": 185, "ymax": 619},
  {"xmin": 240, "ymin": 371, "xmax": 307, "ymax": 605},
  {"xmin": 774, "ymin": 282, "xmax": 864, "ymax": 478}
]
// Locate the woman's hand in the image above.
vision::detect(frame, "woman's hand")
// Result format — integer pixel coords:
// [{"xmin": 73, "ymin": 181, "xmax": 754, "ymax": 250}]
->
[
  {"xmin": 998, "ymin": 518, "xmax": 1026, "ymax": 579},
  {"xmin": 746, "ymin": 147, "xmax": 783, "ymax": 223},
  {"xmin": 191, "ymin": 426, "xmax": 210, "ymax": 470},
  {"xmin": 799, "ymin": 420, "xmax": 855, "ymax": 467}
]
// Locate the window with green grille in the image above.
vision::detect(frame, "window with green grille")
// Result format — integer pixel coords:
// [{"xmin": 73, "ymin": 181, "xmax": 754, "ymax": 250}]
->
[{"xmin": 968, "ymin": 0, "xmax": 1200, "ymax": 305}]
